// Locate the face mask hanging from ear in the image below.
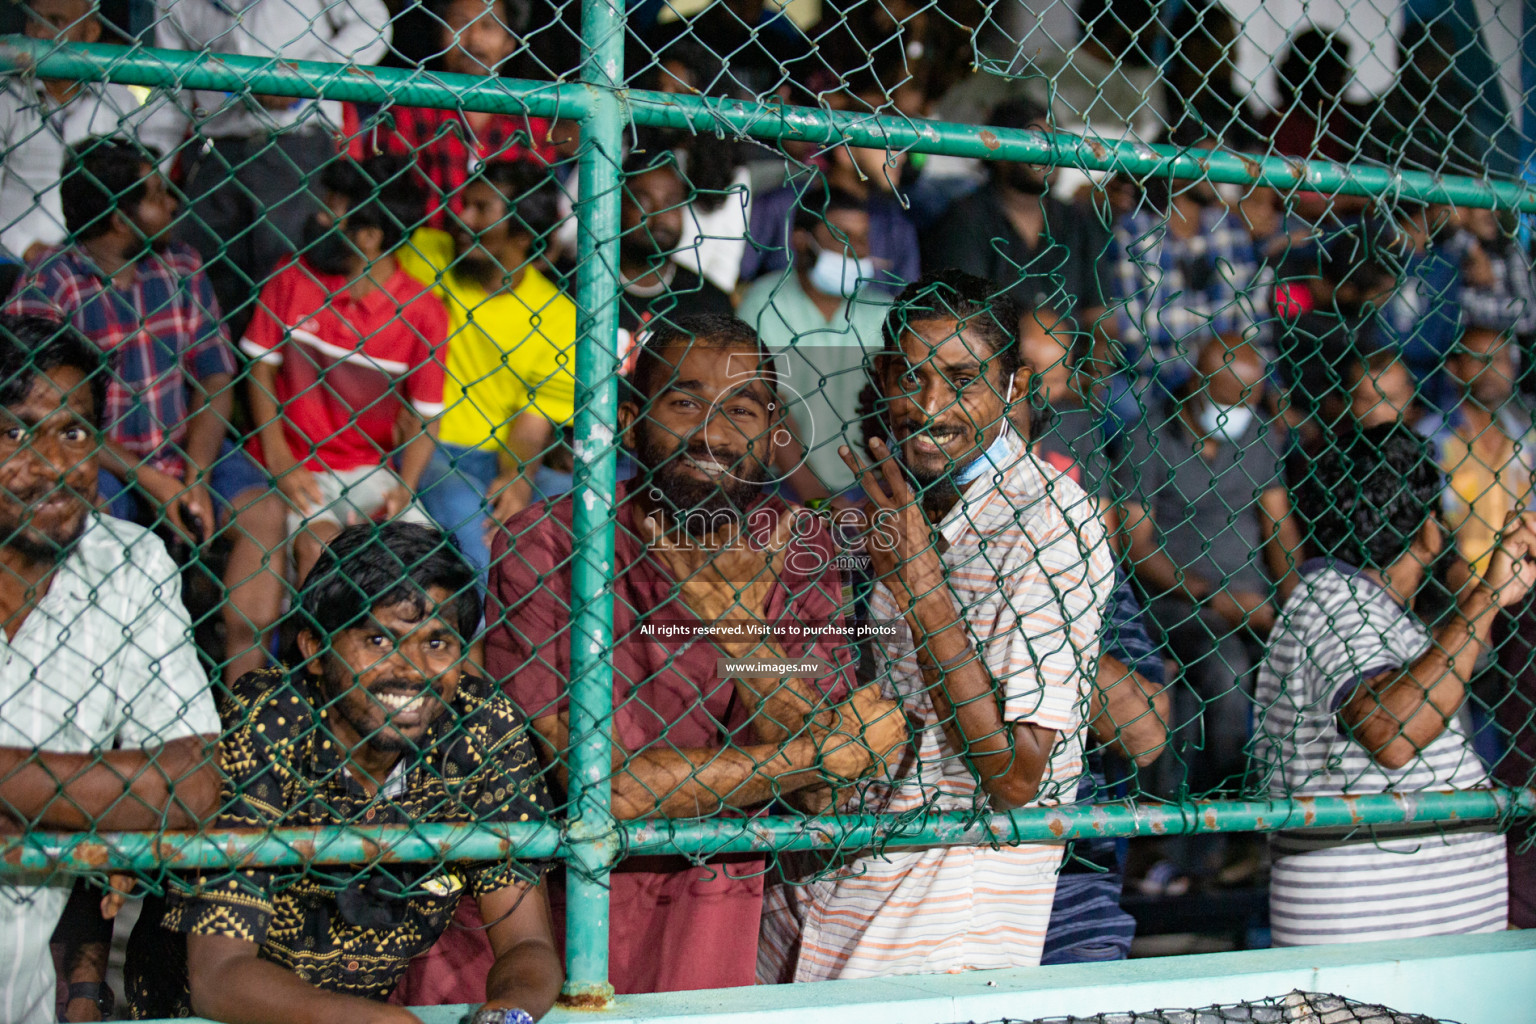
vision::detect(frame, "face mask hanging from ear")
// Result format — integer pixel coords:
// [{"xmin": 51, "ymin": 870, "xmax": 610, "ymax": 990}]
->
[
  {"xmin": 1196, "ymin": 400, "xmax": 1254, "ymax": 443},
  {"xmin": 808, "ymin": 246, "xmax": 876, "ymax": 299},
  {"xmin": 955, "ymin": 375, "xmax": 1021, "ymax": 485}
]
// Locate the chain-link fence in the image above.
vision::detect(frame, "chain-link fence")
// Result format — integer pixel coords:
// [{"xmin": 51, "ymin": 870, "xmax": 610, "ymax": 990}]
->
[{"xmin": 0, "ymin": 0, "xmax": 1533, "ymax": 1017}]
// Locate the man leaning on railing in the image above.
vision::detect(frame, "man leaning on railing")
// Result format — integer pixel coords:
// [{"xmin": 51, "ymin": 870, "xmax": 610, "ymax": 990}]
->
[
  {"xmin": 465, "ymin": 312, "xmax": 907, "ymax": 997},
  {"xmin": 123, "ymin": 521, "xmax": 561, "ymax": 1024},
  {"xmin": 1252, "ymin": 424, "xmax": 1536, "ymax": 946},
  {"xmin": 759, "ymin": 270, "xmax": 1116, "ymax": 981},
  {"xmin": 0, "ymin": 314, "xmax": 221, "ymax": 1024}
]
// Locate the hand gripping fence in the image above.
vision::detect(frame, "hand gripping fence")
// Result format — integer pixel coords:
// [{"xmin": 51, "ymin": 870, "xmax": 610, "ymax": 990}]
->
[{"xmin": 0, "ymin": 0, "xmax": 1535, "ymax": 1006}]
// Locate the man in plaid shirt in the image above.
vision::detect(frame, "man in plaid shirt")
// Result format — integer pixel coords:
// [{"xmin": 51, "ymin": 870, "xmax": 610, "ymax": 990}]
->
[
  {"xmin": 346, "ymin": 0, "xmax": 556, "ymax": 227},
  {"xmin": 4, "ymin": 138, "xmax": 287, "ymax": 685},
  {"xmin": 1108, "ymin": 131, "xmax": 1263, "ymax": 425}
]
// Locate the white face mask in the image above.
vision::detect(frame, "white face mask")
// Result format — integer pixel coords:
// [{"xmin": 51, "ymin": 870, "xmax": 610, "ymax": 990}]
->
[
  {"xmin": 1215, "ymin": 181, "xmax": 1245, "ymax": 205},
  {"xmin": 955, "ymin": 376, "xmax": 1020, "ymax": 485},
  {"xmin": 807, "ymin": 246, "xmax": 875, "ymax": 299},
  {"xmin": 1196, "ymin": 400, "xmax": 1254, "ymax": 442}
]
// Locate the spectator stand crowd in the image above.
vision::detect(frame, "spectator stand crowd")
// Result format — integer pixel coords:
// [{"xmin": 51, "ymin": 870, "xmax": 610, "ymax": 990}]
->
[{"xmin": 0, "ymin": 0, "xmax": 1534, "ymax": 1022}]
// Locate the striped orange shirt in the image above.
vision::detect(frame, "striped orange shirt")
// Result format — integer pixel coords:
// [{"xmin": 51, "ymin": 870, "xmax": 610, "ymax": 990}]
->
[{"xmin": 760, "ymin": 454, "xmax": 1115, "ymax": 981}]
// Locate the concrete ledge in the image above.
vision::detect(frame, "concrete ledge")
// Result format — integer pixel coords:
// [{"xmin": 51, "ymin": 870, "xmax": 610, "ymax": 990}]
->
[
  {"xmin": 487, "ymin": 933, "xmax": 1534, "ymax": 1024},
  {"xmin": 150, "ymin": 933, "xmax": 1536, "ymax": 1024}
]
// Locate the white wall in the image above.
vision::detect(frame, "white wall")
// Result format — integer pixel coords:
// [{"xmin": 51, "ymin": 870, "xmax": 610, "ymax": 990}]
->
[
  {"xmin": 993, "ymin": 0, "xmax": 1525, "ymax": 118},
  {"xmin": 990, "ymin": 0, "xmax": 1403, "ymax": 112}
]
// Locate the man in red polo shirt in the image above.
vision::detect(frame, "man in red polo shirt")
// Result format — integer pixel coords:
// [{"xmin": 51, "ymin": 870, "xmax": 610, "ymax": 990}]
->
[
  {"xmin": 346, "ymin": 0, "xmax": 556, "ymax": 227},
  {"xmin": 391, "ymin": 313, "xmax": 907, "ymax": 1002},
  {"xmin": 243, "ymin": 156, "xmax": 448, "ymax": 580}
]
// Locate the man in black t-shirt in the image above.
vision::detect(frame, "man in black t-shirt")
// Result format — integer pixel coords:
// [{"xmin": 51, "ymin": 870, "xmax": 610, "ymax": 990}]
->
[
  {"xmin": 616, "ymin": 152, "xmax": 735, "ymax": 371},
  {"xmin": 920, "ymin": 99, "xmax": 1112, "ymax": 325}
]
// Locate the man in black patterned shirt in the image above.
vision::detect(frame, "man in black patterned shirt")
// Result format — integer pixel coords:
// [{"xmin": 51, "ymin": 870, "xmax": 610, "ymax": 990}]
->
[{"xmin": 125, "ymin": 522, "xmax": 561, "ymax": 1023}]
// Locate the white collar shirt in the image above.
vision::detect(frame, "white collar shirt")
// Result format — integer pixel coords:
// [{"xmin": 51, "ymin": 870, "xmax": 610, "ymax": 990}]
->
[
  {"xmin": 0, "ymin": 514, "xmax": 218, "ymax": 1024},
  {"xmin": 148, "ymin": 0, "xmax": 392, "ymax": 142},
  {"xmin": 0, "ymin": 77, "xmax": 144, "ymax": 258}
]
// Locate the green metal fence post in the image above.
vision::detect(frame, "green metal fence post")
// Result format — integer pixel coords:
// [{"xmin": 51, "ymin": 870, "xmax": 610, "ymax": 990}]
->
[{"xmin": 561, "ymin": 0, "xmax": 626, "ymax": 1008}]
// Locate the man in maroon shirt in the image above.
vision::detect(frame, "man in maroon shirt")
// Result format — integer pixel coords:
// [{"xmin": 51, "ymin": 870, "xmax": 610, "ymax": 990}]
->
[{"xmin": 463, "ymin": 313, "xmax": 903, "ymax": 996}]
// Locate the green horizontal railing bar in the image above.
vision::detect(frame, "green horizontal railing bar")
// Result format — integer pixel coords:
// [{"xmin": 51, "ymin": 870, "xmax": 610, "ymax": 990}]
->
[
  {"xmin": 621, "ymin": 92, "xmax": 1536, "ymax": 212},
  {"xmin": 3, "ymin": 38, "xmax": 1533, "ymax": 212},
  {"xmin": 4, "ymin": 789, "xmax": 1528, "ymax": 875},
  {"xmin": 0, "ymin": 821, "xmax": 566, "ymax": 874},
  {"xmin": 0, "ymin": 37, "xmax": 591, "ymax": 119},
  {"xmin": 620, "ymin": 788, "xmax": 1536, "ymax": 858}
]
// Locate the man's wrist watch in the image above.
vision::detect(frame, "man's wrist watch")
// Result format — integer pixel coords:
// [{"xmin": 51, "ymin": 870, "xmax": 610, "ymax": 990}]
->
[
  {"xmin": 470, "ymin": 1008, "xmax": 534, "ymax": 1024},
  {"xmin": 68, "ymin": 982, "xmax": 114, "ymax": 1017}
]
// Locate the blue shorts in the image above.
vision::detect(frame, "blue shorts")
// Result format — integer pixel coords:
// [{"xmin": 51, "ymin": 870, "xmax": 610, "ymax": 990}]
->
[{"xmin": 98, "ymin": 439, "xmax": 272, "ymax": 527}]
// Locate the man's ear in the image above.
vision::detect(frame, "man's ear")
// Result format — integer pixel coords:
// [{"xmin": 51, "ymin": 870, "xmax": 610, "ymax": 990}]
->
[
  {"xmin": 617, "ymin": 400, "xmax": 640, "ymax": 451},
  {"xmin": 81, "ymin": 16, "xmax": 101, "ymax": 43},
  {"xmin": 296, "ymin": 629, "xmax": 322, "ymax": 672},
  {"xmin": 1011, "ymin": 365, "xmax": 1033, "ymax": 407}
]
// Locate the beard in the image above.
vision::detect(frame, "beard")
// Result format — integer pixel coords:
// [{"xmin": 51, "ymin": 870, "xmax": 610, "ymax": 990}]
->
[
  {"xmin": 0, "ymin": 489, "xmax": 89, "ymax": 564},
  {"xmin": 620, "ymin": 227, "xmax": 678, "ymax": 268},
  {"xmin": 901, "ymin": 458, "xmax": 964, "ymax": 522},
  {"xmin": 450, "ymin": 251, "xmax": 502, "ymax": 290},
  {"xmin": 632, "ymin": 429, "xmax": 767, "ymax": 537},
  {"xmin": 301, "ymin": 213, "xmax": 357, "ymax": 277},
  {"xmin": 1001, "ymin": 164, "xmax": 1049, "ymax": 196},
  {"xmin": 319, "ymin": 661, "xmax": 426, "ymax": 754}
]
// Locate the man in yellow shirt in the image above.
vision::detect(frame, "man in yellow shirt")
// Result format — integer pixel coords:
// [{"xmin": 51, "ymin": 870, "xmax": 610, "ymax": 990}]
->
[
  {"xmin": 399, "ymin": 160, "xmax": 576, "ymax": 578},
  {"xmin": 1423, "ymin": 324, "xmax": 1536, "ymax": 576}
]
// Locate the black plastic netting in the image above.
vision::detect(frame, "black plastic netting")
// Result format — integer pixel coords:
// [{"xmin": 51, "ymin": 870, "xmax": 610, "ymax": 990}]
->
[{"xmin": 961, "ymin": 991, "xmax": 1451, "ymax": 1024}]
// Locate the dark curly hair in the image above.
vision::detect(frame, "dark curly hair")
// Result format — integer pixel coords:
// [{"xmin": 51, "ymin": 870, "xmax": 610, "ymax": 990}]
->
[
  {"xmin": 1293, "ymin": 423, "xmax": 1444, "ymax": 570},
  {"xmin": 298, "ymin": 521, "xmax": 479, "ymax": 642},
  {"xmin": 321, "ymin": 154, "xmax": 425, "ymax": 253},
  {"xmin": 882, "ymin": 269, "xmax": 1022, "ymax": 381},
  {"xmin": 0, "ymin": 315, "xmax": 106, "ymax": 429}
]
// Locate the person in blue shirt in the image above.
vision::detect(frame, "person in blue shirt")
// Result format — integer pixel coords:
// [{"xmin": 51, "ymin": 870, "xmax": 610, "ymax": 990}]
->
[{"xmin": 1375, "ymin": 204, "xmax": 1463, "ymax": 412}]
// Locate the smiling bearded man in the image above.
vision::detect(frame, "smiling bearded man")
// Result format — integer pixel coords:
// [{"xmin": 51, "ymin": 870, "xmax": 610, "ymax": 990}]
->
[
  {"xmin": 125, "ymin": 521, "xmax": 563, "ymax": 1024},
  {"xmin": 478, "ymin": 312, "xmax": 906, "ymax": 996}
]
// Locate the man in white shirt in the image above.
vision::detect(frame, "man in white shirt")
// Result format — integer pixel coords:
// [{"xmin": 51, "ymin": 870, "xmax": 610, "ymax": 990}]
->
[
  {"xmin": 139, "ymin": 0, "xmax": 391, "ymax": 326},
  {"xmin": 0, "ymin": 314, "xmax": 221, "ymax": 1024},
  {"xmin": 0, "ymin": 0, "xmax": 144, "ymax": 260}
]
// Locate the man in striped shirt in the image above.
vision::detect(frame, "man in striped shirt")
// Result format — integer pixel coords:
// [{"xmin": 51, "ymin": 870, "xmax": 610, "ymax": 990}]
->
[
  {"xmin": 759, "ymin": 270, "xmax": 1115, "ymax": 980},
  {"xmin": 1252, "ymin": 424, "xmax": 1536, "ymax": 945}
]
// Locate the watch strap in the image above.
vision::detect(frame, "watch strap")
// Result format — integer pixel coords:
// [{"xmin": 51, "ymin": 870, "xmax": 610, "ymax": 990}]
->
[{"xmin": 67, "ymin": 982, "xmax": 114, "ymax": 1014}]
